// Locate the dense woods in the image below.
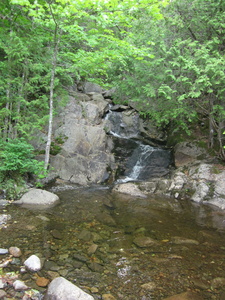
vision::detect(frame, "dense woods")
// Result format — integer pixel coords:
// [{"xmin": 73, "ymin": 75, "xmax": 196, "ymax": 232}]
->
[{"xmin": 0, "ymin": 0, "xmax": 225, "ymax": 195}]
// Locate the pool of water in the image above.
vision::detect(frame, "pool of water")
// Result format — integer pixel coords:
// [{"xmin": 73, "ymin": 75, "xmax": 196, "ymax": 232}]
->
[{"xmin": 1, "ymin": 184, "xmax": 225, "ymax": 299}]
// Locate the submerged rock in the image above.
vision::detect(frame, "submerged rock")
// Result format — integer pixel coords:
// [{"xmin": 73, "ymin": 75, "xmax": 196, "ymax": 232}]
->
[
  {"xmin": 163, "ymin": 291, "xmax": 204, "ymax": 300},
  {"xmin": 45, "ymin": 277, "xmax": 94, "ymax": 300},
  {"xmin": 15, "ymin": 188, "xmax": 59, "ymax": 208},
  {"xmin": 133, "ymin": 236, "xmax": 158, "ymax": 248}
]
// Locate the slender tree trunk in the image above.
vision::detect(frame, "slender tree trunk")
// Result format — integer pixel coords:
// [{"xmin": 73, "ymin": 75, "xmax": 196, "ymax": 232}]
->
[{"xmin": 44, "ymin": 5, "xmax": 61, "ymax": 170}]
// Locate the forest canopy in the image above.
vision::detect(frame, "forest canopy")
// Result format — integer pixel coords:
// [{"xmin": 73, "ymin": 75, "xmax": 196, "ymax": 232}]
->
[{"xmin": 0, "ymin": 0, "xmax": 225, "ymax": 194}]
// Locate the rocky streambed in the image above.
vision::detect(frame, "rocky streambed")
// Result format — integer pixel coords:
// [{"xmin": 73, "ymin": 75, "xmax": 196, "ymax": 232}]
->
[{"xmin": 1, "ymin": 184, "xmax": 225, "ymax": 299}]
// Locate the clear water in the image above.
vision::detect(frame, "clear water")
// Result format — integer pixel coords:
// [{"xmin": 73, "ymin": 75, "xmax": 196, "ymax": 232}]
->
[{"xmin": 1, "ymin": 185, "xmax": 225, "ymax": 299}]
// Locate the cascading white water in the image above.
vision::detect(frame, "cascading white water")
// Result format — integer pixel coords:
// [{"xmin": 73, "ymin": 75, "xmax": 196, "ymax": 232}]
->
[
  {"xmin": 105, "ymin": 107, "xmax": 171, "ymax": 182},
  {"xmin": 127, "ymin": 144, "xmax": 155, "ymax": 180}
]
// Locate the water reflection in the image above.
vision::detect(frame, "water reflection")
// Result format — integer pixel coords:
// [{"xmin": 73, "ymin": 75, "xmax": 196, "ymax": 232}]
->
[{"xmin": 1, "ymin": 185, "xmax": 225, "ymax": 299}]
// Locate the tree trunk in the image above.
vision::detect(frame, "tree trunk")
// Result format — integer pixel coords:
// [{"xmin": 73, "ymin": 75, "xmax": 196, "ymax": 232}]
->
[{"xmin": 44, "ymin": 5, "xmax": 61, "ymax": 170}]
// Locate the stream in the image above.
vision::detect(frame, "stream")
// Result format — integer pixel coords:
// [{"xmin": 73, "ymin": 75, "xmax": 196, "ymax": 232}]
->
[{"xmin": 1, "ymin": 184, "xmax": 225, "ymax": 299}]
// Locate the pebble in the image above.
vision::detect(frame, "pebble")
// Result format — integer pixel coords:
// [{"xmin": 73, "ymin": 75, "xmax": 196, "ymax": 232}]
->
[
  {"xmin": 133, "ymin": 236, "xmax": 158, "ymax": 248},
  {"xmin": 0, "ymin": 248, "xmax": 8, "ymax": 255},
  {"xmin": 102, "ymin": 294, "xmax": 116, "ymax": 300},
  {"xmin": 36, "ymin": 276, "xmax": 50, "ymax": 287},
  {"xmin": 13, "ymin": 280, "xmax": 29, "ymax": 291},
  {"xmin": 24, "ymin": 255, "xmax": 42, "ymax": 272},
  {"xmin": 141, "ymin": 282, "xmax": 156, "ymax": 291},
  {"xmin": 90, "ymin": 287, "xmax": 99, "ymax": 293},
  {"xmin": 9, "ymin": 246, "xmax": 22, "ymax": 257},
  {"xmin": 88, "ymin": 244, "xmax": 98, "ymax": 255}
]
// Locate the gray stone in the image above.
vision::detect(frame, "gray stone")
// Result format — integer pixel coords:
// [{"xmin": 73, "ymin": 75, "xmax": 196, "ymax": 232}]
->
[
  {"xmin": 133, "ymin": 236, "xmax": 158, "ymax": 248},
  {"xmin": 13, "ymin": 280, "xmax": 28, "ymax": 291},
  {"xmin": 0, "ymin": 200, "xmax": 8, "ymax": 207},
  {"xmin": 171, "ymin": 236, "xmax": 199, "ymax": 245},
  {"xmin": 0, "ymin": 248, "xmax": 8, "ymax": 255},
  {"xmin": 0, "ymin": 214, "xmax": 11, "ymax": 227},
  {"xmin": 174, "ymin": 142, "xmax": 208, "ymax": 168},
  {"xmin": 15, "ymin": 189, "xmax": 59, "ymax": 208},
  {"xmin": 24, "ymin": 254, "xmax": 42, "ymax": 272},
  {"xmin": 44, "ymin": 276, "xmax": 94, "ymax": 300},
  {"xmin": 113, "ymin": 183, "xmax": 146, "ymax": 198},
  {"xmin": 191, "ymin": 182, "xmax": 209, "ymax": 203},
  {"xmin": 83, "ymin": 82, "xmax": 103, "ymax": 94}
]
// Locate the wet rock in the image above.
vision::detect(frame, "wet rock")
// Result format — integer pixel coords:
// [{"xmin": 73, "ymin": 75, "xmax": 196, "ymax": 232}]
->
[
  {"xmin": 78, "ymin": 230, "xmax": 93, "ymax": 242},
  {"xmin": 0, "ymin": 214, "xmax": 11, "ymax": 228},
  {"xmin": 192, "ymin": 278, "xmax": 210, "ymax": 290},
  {"xmin": 163, "ymin": 291, "xmax": 204, "ymax": 300},
  {"xmin": 51, "ymin": 229, "xmax": 63, "ymax": 240},
  {"xmin": 11, "ymin": 257, "xmax": 21, "ymax": 265},
  {"xmin": 44, "ymin": 260, "xmax": 60, "ymax": 271},
  {"xmin": 113, "ymin": 183, "xmax": 147, "ymax": 198},
  {"xmin": 87, "ymin": 262, "xmax": 104, "ymax": 273},
  {"xmin": 36, "ymin": 276, "xmax": 50, "ymax": 287},
  {"xmin": 0, "ymin": 248, "xmax": 8, "ymax": 255},
  {"xmin": 9, "ymin": 246, "xmax": 22, "ymax": 257},
  {"xmin": 46, "ymin": 270, "xmax": 60, "ymax": 280},
  {"xmin": 24, "ymin": 254, "xmax": 42, "ymax": 272},
  {"xmin": 211, "ymin": 277, "xmax": 225, "ymax": 289},
  {"xmin": 171, "ymin": 236, "xmax": 199, "ymax": 245},
  {"xmin": 13, "ymin": 280, "xmax": 29, "ymax": 291},
  {"xmin": 73, "ymin": 254, "xmax": 88, "ymax": 263},
  {"xmin": 0, "ymin": 290, "xmax": 7, "ymax": 298},
  {"xmin": 45, "ymin": 276, "xmax": 94, "ymax": 300},
  {"xmin": 96, "ymin": 212, "xmax": 116, "ymax": 226},
  {"xmin": 0, "ymin": 200, "xmax": 8, "ymax": 207},
  {"xmin": 90, "ymin": 287, "xmax": 99, "ymax": 293},
  {"xmin": 102, "ymin": 294, "xmax": 116, "ymax": 300},
  {"xmin": 141, "ymin": 282, "xmax": 156, "ymax": 291},
  {"xmin": 133, "ymin": 236, "xmax": 158, "ymax": 248},
  {"xmin": 15, "ymin": 188, "xmax": 59, "ymax": 208},
  {"xmin": 88, "ymin": 244, "xmax": 98, "ymax": 255}
]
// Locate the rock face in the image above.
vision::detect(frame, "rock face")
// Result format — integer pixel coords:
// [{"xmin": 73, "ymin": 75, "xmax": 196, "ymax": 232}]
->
[
  {"xmin": 48, "ymin": 86, "xmax": 115, "ymax": 185},
  {"xmin": 44, "ymin": 277, "xmax": 94, "ymax": 300},
  {"xmin": 15, "ymin": 189, "xmax": 59, "ymax": 208},
  {"xmin": 174, "ymin": 142, "xmax": 208, "ymax": 168}
]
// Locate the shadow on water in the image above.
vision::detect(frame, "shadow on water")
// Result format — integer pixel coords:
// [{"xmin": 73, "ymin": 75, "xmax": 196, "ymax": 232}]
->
[{"xmin": 1, "ymin": 184, "xmax": 225, "ymax": 299}]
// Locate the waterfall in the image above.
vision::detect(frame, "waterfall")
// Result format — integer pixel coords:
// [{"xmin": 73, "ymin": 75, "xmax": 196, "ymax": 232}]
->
[{"xmin": 105, "ymin": 108, "xmax": 172, "ymax": 182}]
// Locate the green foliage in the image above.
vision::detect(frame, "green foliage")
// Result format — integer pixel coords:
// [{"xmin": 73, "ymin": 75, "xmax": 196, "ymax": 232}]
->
[{"xmin": 0, "ymin": 138, "xmax": 47, "ymax": 199}]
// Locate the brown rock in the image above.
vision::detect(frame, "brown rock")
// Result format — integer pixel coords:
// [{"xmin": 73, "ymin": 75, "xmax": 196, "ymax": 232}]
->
[
  {"xmin": 102, "ymin": 294, "xmax": 116, "ymax": 300},
  {"xmin": 163, "ymin": 291, "xmax": 204, "ymax": 300},
  {"xmin": 36, "ymin": 276, "xmax": 50, "ymax": 287},
  {"xmin": 9, "ymin": 246, "xmax": 22, "ymax": 257}
]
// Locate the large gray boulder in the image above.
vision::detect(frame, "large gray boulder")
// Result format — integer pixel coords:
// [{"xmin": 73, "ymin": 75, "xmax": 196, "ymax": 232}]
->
[
  {"xmin": 44, "ymin": 277, "xmax": 94, "ymax": 300},
  {"xmin": 49, "ymin": 93, "xmax": 115, "ymax": 185},
  {"xmin": 15, "ymin": 189, "xmax": 59, "ymax": 208},
  {"xmin": 174, "ymin": 142, "xmax": 208, "ymax": 167}
]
